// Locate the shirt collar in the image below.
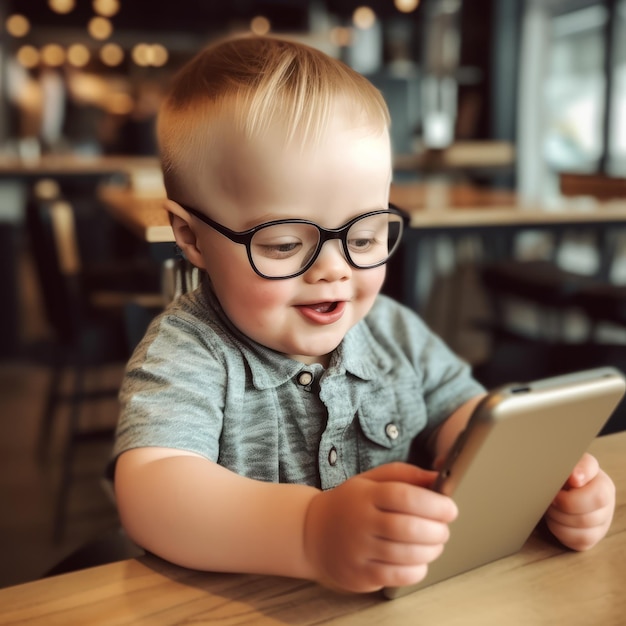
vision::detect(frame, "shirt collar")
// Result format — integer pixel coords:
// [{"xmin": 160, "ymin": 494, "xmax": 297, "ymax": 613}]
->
[
  {"xmin": 333, "ymin": 319, "xmax": 394, "ymax": 381},
  {"xmin": 200, "ymin": 279, "xmax": 392, "ymax": 390}
]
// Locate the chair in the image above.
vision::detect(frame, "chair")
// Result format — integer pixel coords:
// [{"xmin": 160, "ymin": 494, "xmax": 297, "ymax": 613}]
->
[{"xmin": 25, "ymin": 179, "xmax": 164, "ymax": 541}]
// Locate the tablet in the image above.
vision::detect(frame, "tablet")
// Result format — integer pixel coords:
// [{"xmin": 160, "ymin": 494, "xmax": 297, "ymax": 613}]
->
[{"xmin": 384, "ymin": 366, "xmax": 626, "ymax": 600}]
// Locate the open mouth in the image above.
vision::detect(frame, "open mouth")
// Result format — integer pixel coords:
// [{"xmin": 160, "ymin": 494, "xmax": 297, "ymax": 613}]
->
[
  {"xmin": 296, "ymin": 300, "xmax": 346, "ymax": 324},
  {"xmin": 306, "ymin": 302, "xmax": 339, "ymax": 314}
]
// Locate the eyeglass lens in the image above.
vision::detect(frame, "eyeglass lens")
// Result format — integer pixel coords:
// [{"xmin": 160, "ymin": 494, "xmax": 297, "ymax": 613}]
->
[{"xmin": 250, "ymin": 212, "xmax": 404, "ymax": 278}]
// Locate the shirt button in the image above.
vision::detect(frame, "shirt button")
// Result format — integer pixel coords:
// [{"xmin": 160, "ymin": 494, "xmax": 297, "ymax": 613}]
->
[
  {"xmin": 385, "ymin": 423, "xmax": 399, "ymax": 440},
  {"xmin": 328, "ymin": 447, "xmax": 338, "ymax": 466},
  {"xmin": 297, "ymin": 371, "xmax": 313, "ymax": 387}
]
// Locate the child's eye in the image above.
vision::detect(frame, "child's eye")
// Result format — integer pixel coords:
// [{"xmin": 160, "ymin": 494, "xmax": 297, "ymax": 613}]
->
[
  {"xmin": 254, "ymin": 240, "xmax": 302, "ymax": 259},
  {"xmin": 348, "ymin": 237, "xmax": 374, "ymax": 251},
  {"xmin": 348, "ymin": 232, "xmax": 379, "ymax": 253}
]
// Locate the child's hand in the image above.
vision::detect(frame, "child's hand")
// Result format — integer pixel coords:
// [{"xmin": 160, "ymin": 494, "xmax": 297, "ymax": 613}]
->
[
  {"xmin": 303, "ymin": 462, "xmax": 457, "ymax": 593},
  {"xmin": 545, "ymin": 453, "xmax": 615, "ymax": 551}
]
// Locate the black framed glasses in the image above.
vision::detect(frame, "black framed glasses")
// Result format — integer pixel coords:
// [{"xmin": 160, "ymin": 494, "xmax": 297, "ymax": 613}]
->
[{"xmin": 179, "ymin": 202, "xmax": 410, "ymax": 280}]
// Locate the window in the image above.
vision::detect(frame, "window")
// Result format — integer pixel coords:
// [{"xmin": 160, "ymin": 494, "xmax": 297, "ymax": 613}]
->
[
  {"xmin": 544, "ymin": 5, "xmax": 608, "ymax": 172},
  {"xmin": 543, "ymin": 0, "xmax": 626, "ymax": 177},
  {"xmin": 608, "ymin": 0, "xmax": 626, "ymax": 174}
]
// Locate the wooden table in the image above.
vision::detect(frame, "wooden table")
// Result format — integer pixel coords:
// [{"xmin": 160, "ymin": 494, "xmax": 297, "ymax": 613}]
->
[{"xmin": 0, "ymin": 432, "xmax": 624, "ymax": 625}]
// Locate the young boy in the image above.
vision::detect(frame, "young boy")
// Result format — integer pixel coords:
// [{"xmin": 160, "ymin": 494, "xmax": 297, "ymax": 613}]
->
[{"xmin": 112, "ymin": 35, "xmax": 615, "ymax": 594}]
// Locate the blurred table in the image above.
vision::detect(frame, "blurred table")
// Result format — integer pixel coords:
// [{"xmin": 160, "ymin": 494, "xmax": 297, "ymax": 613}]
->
[
  {"xmin": 99, "ymin": 185, "xmax": 171, "ymax": 243},
  {"xmin": 98, "ymin": 182, "xmax": 626, "ymax": 309},
  {"xmin": 0, "ymin": 154, "xmax": 160, "ymax": 180},
  {"xmin": 394, "ymin": 141, "xmax": 516, "ymax": 175},
  {"xmin": 391, "ymin": 182, "xmax": 626, "ymax": 231},
  {"xmin": 100, "ymin": 181, "xmax": 626, "ymax": 240},
  {"xmin": 389, "ymin": 183, "xmax": 626, "ymax": 310},
  {"xmin": 0, "ymin": 431, "xmax": 623, "ymax": 625}
]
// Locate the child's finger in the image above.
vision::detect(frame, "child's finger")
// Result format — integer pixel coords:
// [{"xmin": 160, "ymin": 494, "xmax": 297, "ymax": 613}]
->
[
  {"xmin": 362, "ymin": 462, "xmax": 439, "ymax": 489},
  {"xmin": 566, "ymin": 453, "xmax": 600, "ymax": 489}
]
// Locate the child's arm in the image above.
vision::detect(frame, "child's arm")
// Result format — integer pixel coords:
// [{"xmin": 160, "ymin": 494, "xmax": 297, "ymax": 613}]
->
[
  {"xmin": 545, "ymin": 452, "xmax": 616, "ymax": 551},
  {"xmin": 115, "ymin": 447, "xmax": 457, "ymax": 593}
]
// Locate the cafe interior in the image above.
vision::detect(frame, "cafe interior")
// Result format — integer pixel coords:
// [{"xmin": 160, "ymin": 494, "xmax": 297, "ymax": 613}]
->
[{"xmin": 0, "ymin": 0, "xmax": 625, "ymax": 596}]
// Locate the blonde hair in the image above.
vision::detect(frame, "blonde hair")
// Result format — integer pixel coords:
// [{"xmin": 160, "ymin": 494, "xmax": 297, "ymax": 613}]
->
[{"xmin": 157, "ymin": 35, "xmax": 390, "ymax": 199}]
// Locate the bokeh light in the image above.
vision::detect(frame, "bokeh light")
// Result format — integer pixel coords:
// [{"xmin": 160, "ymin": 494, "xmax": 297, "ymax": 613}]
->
[
  {"xmin": 100, "ymin": 42, "xmax": 125, "ymax": 66},
  {"xmin": 131, "ymin": 43, "xmax": 168, "ymax": 67},
  {"xmin": 150, "ymin": 44, "xmax": 168, "ymax": 67},
  {"xmin": 132, "ymin": 43, "xmax": 151, "ymax": 67},
  {"xmin": 6, "ymin": 14, "xmax": 30, "ymax": 37},
  {"xmin": 93, "ymin": 0, "xmax": 120, "ymax": 17},
  {"xmin": 104, "ymin": 92, "xmax": 134, "ymax": 115},
  {"xmin": 48, "ymin": 0, "xmax": 76, "ymax": 14},
  {"xmin": 67, "ymin": 44, "xmax": 91, "ymax": 67},
  {"xmin": 34, "ymin": 179, "xmax": 61, "ymax": 201},
  {"xmin": 16, "ymin": 45, "xmax": 40, "ymax": 69},
  {"xmin": 330, "ymin": 27, "xmax": 353, "ymax": 47},
  {"xmin": 395, "ymin": 0, "xmax": 420, "ymax": 12},
  {"xmin": 41, "ymin": 43, "xmax": 66, "ymax": 67},
  {"xmin": 88, "ymin": 16, "xmax": 113, "ymax": 40},
  {"xmin": 250, "ymin": 16, "xmax": 271, "ymax": 35},
  {"xmin": 353, "ymin": 6, "xmax": 376, "ymax": 30}
]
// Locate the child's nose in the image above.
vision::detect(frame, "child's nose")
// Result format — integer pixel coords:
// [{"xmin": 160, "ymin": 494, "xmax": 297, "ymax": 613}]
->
[{"xmin": 304, "ymin": 239, "xmax": 351, "ymax": 282}]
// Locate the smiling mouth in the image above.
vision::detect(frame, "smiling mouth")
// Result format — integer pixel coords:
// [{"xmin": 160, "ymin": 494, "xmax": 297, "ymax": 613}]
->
[
  {"xmin": 306, "ymin": 302, "xmax": 339, "ymax": 313},
  {"xmin": 296, "ymin": 300, "xmax": 346, "ymax": 324}
]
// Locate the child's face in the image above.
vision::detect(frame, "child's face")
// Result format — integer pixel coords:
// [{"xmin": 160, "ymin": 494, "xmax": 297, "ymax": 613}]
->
[{"xmin": 180, "ymin": 107, "xmax": 392, "ymax": 366}]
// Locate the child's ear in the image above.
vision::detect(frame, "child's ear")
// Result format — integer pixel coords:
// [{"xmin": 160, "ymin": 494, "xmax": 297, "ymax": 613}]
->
[{"xmin": 164, "ymin": 200, "xmax": 207, "ymax": 270}]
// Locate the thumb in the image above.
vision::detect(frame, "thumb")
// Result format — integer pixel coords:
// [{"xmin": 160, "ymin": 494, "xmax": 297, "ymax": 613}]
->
[
  {"xmin": 361, "ymin": 462, "xmax": 439, "ymax": 489},
  {"xmin": 567, "ymin": 453, "xmax": 599, "ymax": 489}
]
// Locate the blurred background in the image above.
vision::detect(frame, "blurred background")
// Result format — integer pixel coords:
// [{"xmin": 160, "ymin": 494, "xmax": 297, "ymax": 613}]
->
[{"xmin": 0, "ymin": 0, "xmax": 625, "ymax": 589}]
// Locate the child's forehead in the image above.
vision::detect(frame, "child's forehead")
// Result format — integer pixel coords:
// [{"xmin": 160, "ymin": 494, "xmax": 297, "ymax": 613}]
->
[
  {"xmin": 210, "ymin": 115, "xmax": 390, "ymax": 182},
  {"xmin": 162, "ymin": 95, "xmax": 391, "ymax": 210},
  {"xmin": 191, "ymin": 118, "xmax": 391, "ymax": 222}
]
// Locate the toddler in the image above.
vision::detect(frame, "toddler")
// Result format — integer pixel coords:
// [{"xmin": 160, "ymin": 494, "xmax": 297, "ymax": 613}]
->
[{"xmin": 112, "ymin": 35, "xmax": 616, "ymax": 593}]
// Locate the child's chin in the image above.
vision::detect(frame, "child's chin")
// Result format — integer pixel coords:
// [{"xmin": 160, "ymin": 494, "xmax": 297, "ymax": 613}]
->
[{"xmin": 288, "ymin": 344, "xmax": 338, "ymax": 366}]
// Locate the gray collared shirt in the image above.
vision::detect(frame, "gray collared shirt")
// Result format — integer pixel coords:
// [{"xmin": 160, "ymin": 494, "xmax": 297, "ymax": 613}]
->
[{"xmin": 111, "ymin": 280, "xmax": 484, "ymax": 489}]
